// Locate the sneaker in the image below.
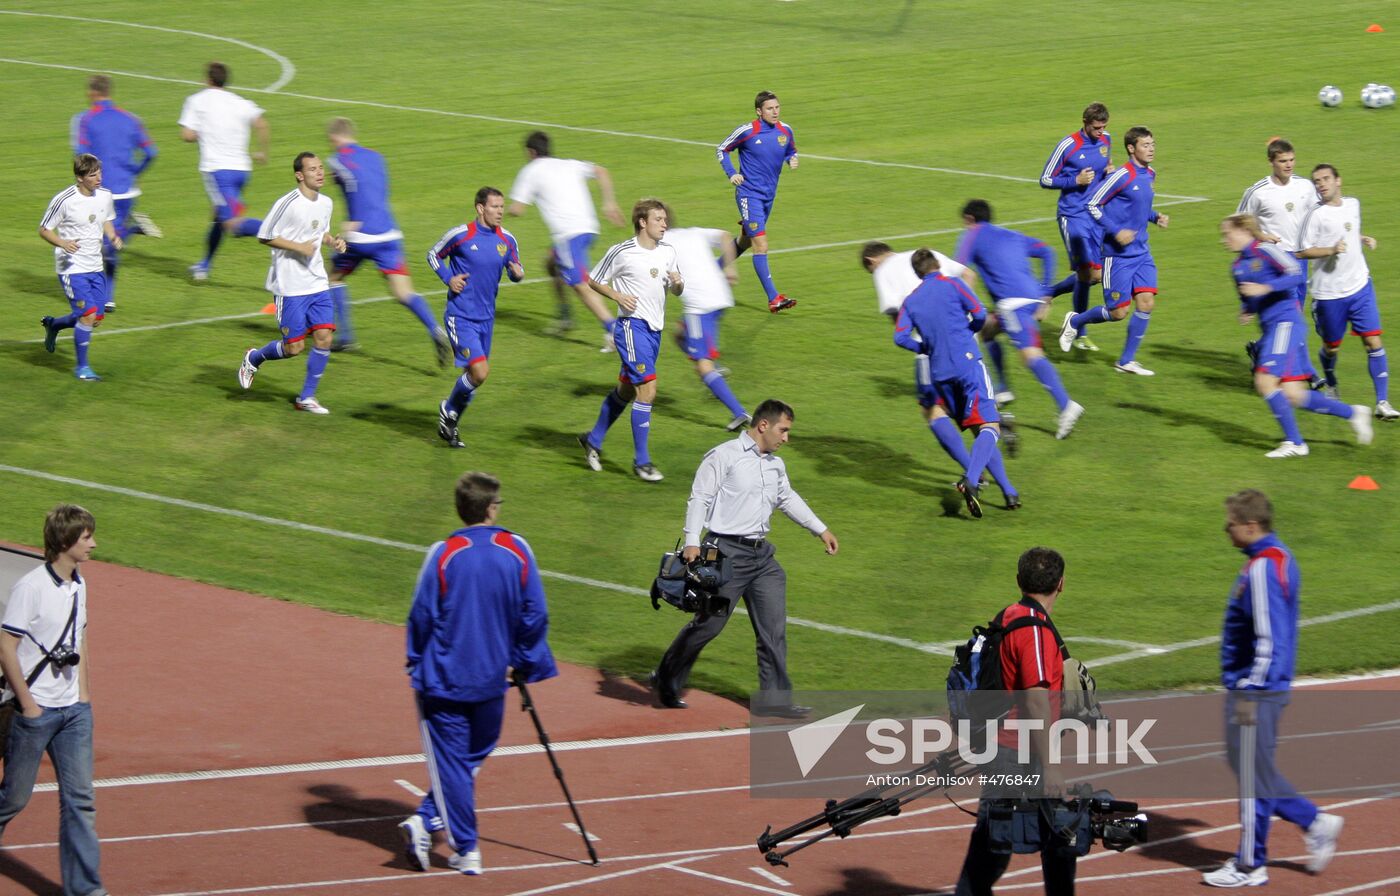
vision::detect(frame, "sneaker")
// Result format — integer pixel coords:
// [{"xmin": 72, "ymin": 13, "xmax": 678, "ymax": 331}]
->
[
  {"xmin": 768, "ymin": 294, "xmax": 797, "ymax": 313},
  {"xmin": 1203, "ymin": 859, "xmax": 1268, "ymax": 888},
  {"xmin": 578, "ymin": 433, "xmax": 602, "ymax": 472},
  {"xmin": 725, "ymin": 412, "xmax": 752, "ymax": 432},
  {"xmin": 1000, "ymin": 413, "xmax": 1019, "ymax": 458},
  {"xmin": 1073, "ymin": 335, "xmax": 1099, "ymax": 352},
  {"xmin": 432, "ymin": 328, "xmax": 452, "ymax": 367},
  {"xmin": 329, "ymin": 340, "xmax": 360, "ymax": 354},
  {"xmin": 1004, "ymin": 492, "xmax": 1022, "ymax": 511},
  {"xmin": 600, "ymin": 324, "xmax": 616, "ymax": 354},
  {"xmin": 1056, "ymin": 400, "xmax": 1085, "ymax": 440},
  {"xmin": 1304, "ymin": 812, "xmax": 1343, "ymax": 872},
  {"xmin": 188, "ymin": 262, "xmax": 209, "ymax": 282},
  {"xmin": 74, "ymin": 366, "xmax": 102, "ymax": 382},
  {"xmin": 956, "ymin": 478, "xmax": 983, "ymax": 519},
  {"xmin": 1322, "ymin": 385, "xmax": 1340, "ymax": 400},
  {"xmin": 238, "ymin": 349, "xmax": 258, "ymax": 390},
  {"xmin": 398, "ymin": 814, "xmax": 431, "ymax": 872},
  {"xmin": 41, "ymin": 316, "xmax": 59, "ymax": 353},
  {"xmin": 438, "ymin": 401, "xmax": 463, "ymax": 448},
  {"xmin": 1376, "ymin": 399, "xmax": 1400, "ymax": 421},
  {"xmin": 634, "ymin": 463, "xmax": 664, "ymax": 482},
  {"xmin": 1244, "ymin": 340, "xmax": 1260, "ymax": 369},
  {"xmin": 994, "ymin": 390, "xmax": 1016, "ymax": 405},
  {"xmin": 1057, "ymin": 311, "xmax": 1077, "ymax": 352},
  {"xmin": 1351, "ymin": 406, "xmax": 1375, "ymax": 444},
  {"xmin": 104, "ymin": 301, "xmax": 116, "ymax": 313},
  {"xmin": 1309, "ymin": 373, "xmax": 1326, "ymax": 391},
  {"xmin": 130, "ymin": 211, "xmax": 163, "ymax": 238},
  {"xmin": 293, "ymin": 397, "xmax": 330, "ymax": 415},
  {"xmin": 1114, "ymin": 360, "xmax": 1155, "ymax": 376},
  {"xmin": 1265, "ymin": 441, "xmax": 1309, "ymax": 458},
  {"xmin": 542, "ymin": 319, "xmax": 575, "ymax": 337},
  {"xmin": 448, "ymin": 848, "xmax": 482, "ymax": 876}
]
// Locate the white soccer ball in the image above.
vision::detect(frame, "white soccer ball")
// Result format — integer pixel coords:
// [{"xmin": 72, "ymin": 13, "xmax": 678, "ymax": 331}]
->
[
  {"xmin": 1380, "ymin": 85, "xmax": 1397, "ymax": 107},
  {"xmin": 1318, "ymin": 85, "xmax": 1343, "ymax": 107},
  {"xmin": 1362, "ymin": 85, "xmax": 1387, "ymax": 108}
]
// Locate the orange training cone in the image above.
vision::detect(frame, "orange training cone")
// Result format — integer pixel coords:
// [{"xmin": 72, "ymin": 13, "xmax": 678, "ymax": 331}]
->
[
  {"xmin": 1348, "ymin": 475, "xmax": 1380, "ymax": 490},
  {"xmin": 260, "ymin": 302, "xmax": 277, "ymax": 314},
  {"xmin": 1366, "ymin": 23, "xmax": 1384, "ymax": 32}
]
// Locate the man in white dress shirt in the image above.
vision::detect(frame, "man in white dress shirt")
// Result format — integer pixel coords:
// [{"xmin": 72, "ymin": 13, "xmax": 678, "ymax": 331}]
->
[{"xmin": 651, "ymin": 400, "xmax": 839, "ymax": 718}]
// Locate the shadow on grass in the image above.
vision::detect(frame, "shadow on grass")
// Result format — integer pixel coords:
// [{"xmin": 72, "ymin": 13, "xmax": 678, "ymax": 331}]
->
[
  {"xmin": 1151, "ymin": 343, "xmax": 1249, "ymax": 390},
  {"xmin": 1114, "ymin": 401, "xmax": 1274, "ymax": 450},
  {"xmin": 348, "ymin": 401, "xmax": 434, "ymax": 441},
  {"xmin": 3, "ymin": 268, "xmax": 64, "ymax": 302},
  {"xmin": 193, "ymin": 363, "xmax": 295, "ymax": 406},
  {"xmin": 803, "ymin": 431, "xmax": 948, "ymax": 497}
]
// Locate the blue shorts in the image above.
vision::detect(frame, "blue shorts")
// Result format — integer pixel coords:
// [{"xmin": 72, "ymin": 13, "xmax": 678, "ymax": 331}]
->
[
  {"xmin": 1101, "ymin": 254, "xmax": 1158, "ymax": 310},
  {"xmin": 58, "ymin": 273, "xmax": 106, "ymax": 320},
  {"xmin": 736, "ymin": 192, "xmax": 775, "ymax": 237},
  {"xmin": 445, "ymin": 315, "xmax": 493, "ymax": 367},
  {"xmin": 615, "ymin": 318, "xmax": 660, "ymax": 384},
  {"xmin": 203, "ymin": 170, "xmax": 249, "ymax": 222},
  {"xmin": 1312, "ymin": 280, "xmax": 1382, "ymax": 347},
  {"xmin": 332, "ymin": 240, "xmax": 408, "ymax": 277},
  {"xmin": 1057, "ymin": 214, "xmax": 1103, "ymax": 270},
  {"xmin": 551, "ymin": 233, "xmax": 595, "ymax": 287},
  {"xmin": 276, "ymin": 290, "xmax": 335, "ymax": 342},
  {"xmin": 1256, "ymin": 318, "xmax": 1315, "ymax": 382},
  {"xmin": 933, "ymin": 363, "xmax": 1000, "ymax": 429},
  {"xmin": 679, "ymin": 310, "xmax": 724, "ymax": 360},
  {"xmin": 995, "ymin": 301, "xmax": 1045, "ymax": 351}
]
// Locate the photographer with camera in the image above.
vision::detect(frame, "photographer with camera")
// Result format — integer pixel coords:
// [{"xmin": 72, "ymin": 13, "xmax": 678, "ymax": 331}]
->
[
  {"xmin": 0, "ymin": 504, "xmax": 106, "ymax": 896},
  {"xmin": 651, "ymin": 399, "xmax": 838, "ymax": 718},
  {"xmin": 955, "ymin": 547, "xmax": 1076, "ymax": 896}
]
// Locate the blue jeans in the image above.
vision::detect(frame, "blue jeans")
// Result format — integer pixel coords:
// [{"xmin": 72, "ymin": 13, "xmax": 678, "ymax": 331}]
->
[{"xmin": 0, "ymin": 702, "xmax": 104, "ymax": 896}]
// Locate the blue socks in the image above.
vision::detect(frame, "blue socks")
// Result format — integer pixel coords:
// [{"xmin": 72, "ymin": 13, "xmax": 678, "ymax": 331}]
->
[
  {"xmin": 403, "ymin": 293, "xmax": 438, "ymax": 334},
  {"xmin": 249, "ymin": 339, "xmax": 286, "ymax": 367},
  {"xmin": 701, "ymin": 370, "xmax": 746, "ymax": 417},
  {"xmin": 1072, "ymin": 280, "xmax": 1092, "ymax": 336},
  {"xmin": 929, "ymin": 416, "xmax": 971, "ymax": 468},
  {"xmin": 1050, "ymin": 274, "xmax": 1076, "ymax": 298},
  {"xmin": 630, "ymin": 401, "xmax": 653, "ymax": 465},
  {"xmin": 966, "ymin": 429, "xmax": 999, "ymax": 487},
  {"xmin": 752, "ymin": 254, "xmax": 778, "ymax": 301},
  {"xmin": 588, "ymin": 389, "xmax": 628, "ymax": 448},
  {"xmin": 1302, "ymin": 390, "xmax": 1353, "ymax": 418},
  {"xmin": 984, "ymin": 340, "xmax": 1008, "ymax": 394},
  {"xmin": 983, "ymin": 444, "xmax": 1016, "ymax": 498},
  {"xmin": 447, "ymin": 373, "xmax": 476, "ymax": 416},
  {"xmin": 298, "ymin": 347, "xmax": 329, "ymax": 400},
  {"xmin": 53, "ymin": 312, "xmax": 80, "ymax": 330},
  {"xmin": 1027, "ymin": 357, "xmax": 1070, "ymax": 411},
  {"xmin": 1368, "ymin": 348, "xmax": 1389, "ymax": 401},
  {"xmin": 74, "ymin": 323, "xmax": 92, "ymax": 369},
  {"xmin": 204, "ymin": 221, "xmax": 223, "ymax": 266},
  {"xmin": 235, "ymin": 218, "xmax": 262, "ymax": 237},
  {"xmin": 1265, "ymin": 390, "xmax": 1304, "ymax": 444},
  {"xmin": 1119, "ymin": 311, "xmax": 1151, "ymax": 365},
  {"xmin": 1070, "ymin": 306, "xmax": 1111, "ymax": 329},
  {"xmin": 330, "ymin": 284, "xmax": 354, "ymax": 343},
  {"xmin": 1318, "ymin": 348, "xmax": 1338, "ymax": 387}
]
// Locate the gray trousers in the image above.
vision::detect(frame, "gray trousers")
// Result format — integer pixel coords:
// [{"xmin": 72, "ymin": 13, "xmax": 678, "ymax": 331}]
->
[{"xmin": 656, "ymin": 537, "xmax": 791, "ymax": 701}]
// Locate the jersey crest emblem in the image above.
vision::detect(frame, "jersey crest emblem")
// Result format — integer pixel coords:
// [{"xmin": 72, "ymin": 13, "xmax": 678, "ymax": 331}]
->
[
  {"xmin": 748, "ymin": 221, "xmax": 759, "ymax": 231},
  {"xmin": 1250, "ymin": 260, "xmax": 1261, "ymax": 272},
  {"xmin": 88, "ymin": 214, "xmax": 97, "ymax": 223},
  {"xmin": 777, "ymin": 134, "xmax": 788, "ymax": 146},
  {"xmin": 496, "ymin": 243, "xmax": 507, "ymax": 256},
  {"xmin": 1099, "ymin": 146, "xmax": 1109, "ymax": 157},
  {"xmin": 281, "ymin": 326, "xmax": 290, "ymax": 337},
  {"xmin": 1344, "ymin": 221, "xmax": 1353, "ymax": 231},
  {"xmin": 649, "ymin": 268, "xmax": 659, "ymax": 279},
  {"xmin": 637, "ymin": 363, "xmax": 648, "ymax": 373},
  {"xmin": 1111, "ymin": 291, "xmax": 1121, "ymax": 300},
  {"xmin": 1285, "ymin": 202, "xmax": 1295, "ymax": 212},
  {"xmin": 312, "ymin": 220, "xmax": 320, "ymax": 229}
]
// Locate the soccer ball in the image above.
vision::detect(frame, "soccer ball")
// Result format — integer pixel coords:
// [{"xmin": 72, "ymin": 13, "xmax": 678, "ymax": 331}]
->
[
  {"xmin": 1378, "ymin": 85, "xmax": 1397, "ymax": 107},
  {"xmin": 1318, "ymin": 85, "xmax": 1343, "ymax": 107},
  {"xmin": 1361, "ymin": 84, "xmax": 1389, "ymax": 108}
]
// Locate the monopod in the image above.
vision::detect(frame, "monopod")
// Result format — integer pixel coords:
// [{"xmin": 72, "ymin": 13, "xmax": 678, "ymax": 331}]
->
[{"xmin": 512, "ymin": 672, "xmax": 600, "ymax": 866}]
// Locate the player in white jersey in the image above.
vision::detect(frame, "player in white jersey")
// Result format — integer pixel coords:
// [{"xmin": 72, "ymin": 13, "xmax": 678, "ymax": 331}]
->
[
  {"xmin": 39, "ymin": 154, "xmax": 119, "ymax": 381},
  {"xmin": 179, "ymin": 62, "xmax": 270, "ymax": 281},
  {"xmin": 578, "ymin": 199, "xmax": 683, "ymax": 482},
  {"xmin": 508, "ymin": 131, "xmax": 624, "ymax": 345},
  {"xmin": 665, "ymin": 217, "xmax": 751, "ymax": 429},
  {"xmin": 1297, "ymin": 164, "xmax": 1397, "ymax": 419},
  {"xmin": 236, "ymin": 152, "xmax": 347, "ymax": 415}
]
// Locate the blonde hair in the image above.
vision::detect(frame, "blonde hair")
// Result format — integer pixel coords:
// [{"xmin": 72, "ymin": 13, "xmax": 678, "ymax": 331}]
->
[{"xmin": 1222, "ymin": 214, "xmax": 1266, "ymax": 241}]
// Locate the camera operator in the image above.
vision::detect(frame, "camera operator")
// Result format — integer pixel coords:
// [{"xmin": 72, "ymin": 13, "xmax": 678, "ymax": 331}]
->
[
  {"xmin": 651, "ymin": 399, "xmax": 838, "ymax": 718},
  {"xmin": 955, "ymin": 547, "xmax": 1075, "ymax": 896}
]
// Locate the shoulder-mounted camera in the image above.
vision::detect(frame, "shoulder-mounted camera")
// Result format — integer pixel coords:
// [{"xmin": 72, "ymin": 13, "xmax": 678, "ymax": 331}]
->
[{"xmin": 650, "ymin": 541, "xmax": 732, "ymax": 616}]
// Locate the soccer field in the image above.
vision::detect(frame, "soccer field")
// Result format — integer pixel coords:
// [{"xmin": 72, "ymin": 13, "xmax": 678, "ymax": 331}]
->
[{"xmin": 1, "ymin": 1, "xmax": 1397, "ymax": 697}]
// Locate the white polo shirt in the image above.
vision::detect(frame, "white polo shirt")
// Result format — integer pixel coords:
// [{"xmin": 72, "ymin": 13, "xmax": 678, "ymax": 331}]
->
[
  {"xmin": 874, "ymin": 249, "xmax": 965, "ymax": 316},
  {"xmin": 178, "ymin": 87, "xmax": 264, "ymax": 173},
  {"xmin": 669, "ymin": 227, "xmax": 734, "ymax": 315},
  {"xmin": 1300, "ymin": 198, "xmax": 1369, "ymax": 300},
  {"xmin": 2, "ymin": 564, "xmax": 87, "ymax": 708},
  {"xmin": 592, "ymin": 237, "xmax": 681, "ymax": 331},
  {"xmin": 40, "ymin": 185, "xmax": 114, "ymax": 275},
  {"xmin": 509, "ymin": 156, "xmax": 599, "ymax": 241},
  {"xmin": 258, "ymin": 187, "xmax": 334, "ymax": 296},
  {"xmin": 1236, "ymin": 175, "xmax": 1317, "ymax": 252}
]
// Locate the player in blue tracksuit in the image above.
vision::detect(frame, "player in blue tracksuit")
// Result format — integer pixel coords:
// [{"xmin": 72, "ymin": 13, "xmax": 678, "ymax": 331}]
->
[
  {"xmin": 72, "ymin": 75, "xmax": 158, "ymax": 312},
  {"xmin": 894, "ymin": 249, "xmax": 1016, "ymax": 517},
  {"xmin": 1222, "ymin": 214, "xmax": 1371, "ymax": 458},
  {"xmin": 1057, "ymin": 126, "xmax": 1170, "ymax": 376},
  {"xmin": 325, "ymin": 118, "xmax": 450, "ymax": 362},
  {"xmin": 399, "ymin": 472, "xmax": 557, "ymax": 876},
  {"xmin": 717, "ymin": 90, "xmax": 798, "ymax": 313},
  {"xmin": 956, "ymin": 200, "xmax": 1084, "ymax": 440},
  {"xmin": 1040, "ymin": 103, "xmax": 1113, "ymax": 348},
  {"xmin": 1206, "ymin": 490, "xmax": 1343, "ymax": 888},
  {"xmin": 428, "ymin": 188, "xmax": 524, "ymax": 449}
]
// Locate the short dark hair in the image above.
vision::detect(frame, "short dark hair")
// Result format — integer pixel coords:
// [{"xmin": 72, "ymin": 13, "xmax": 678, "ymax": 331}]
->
[
  {"xmin": 73, "ymin": 153, "xmax": 101, "ymax": 177},
  {"xmin": 1312, "ymin": 163, "xmax": 1339, "ymax": 179},
  {"xmin": 1124, "ymin": 126, "xmax": 1152, "ymax": 151},
  {"xmin": 1225, "ymin": 489, "xmax": 1273, "ymax": 532},
  {"xmin": 455, "ymin": 472, "xmax": 501, "ymax": 525},
  {"xmin": 44, "ymin": 504, "xmax": 95, "ymax": 562},
  {"xmin": 87, "ymin": 74, "xmax": 112, "ymax": 96},
  {"xmin": 1267, "ymin": 138, "xmax": 1294, "ymax": 160},
  {"xmin": 631, "ymin": 197, "xmax": 666, "ymax": 232},
  {"xmin": 754, "ymin": 90, "xmax": 779, "ymax": 110},
  {"xmin": 293, "ymin": 151, "xmax": 318, "ymax": 173},
  {"xmin": 911, "ymin": 247, "xmax": 941, "ymax": 278},
  {"xmin": 475, "ymin": 186, "xmax": 504, "ymax": 208},
  {"xmin": 1082, "ymin": 102, "xmax": 1109, "ymax": 124},
  {"xmin": 1017, "ymin": 547, "xmax": 1065, "ymax": 597},
  {"xmin": 860, "ymin": 241, "xmax": 893, "ymax": 271},
  {"xmin": 751, "ymin": 398, "xmax": 794, "ymax": 427},
  {"xmin": 207, "ymin": 61, "xmax": 229, "ymax": 88},
  {"xmin": 962, "ymin": 199, "xmax": 992, "ymax": 223},
  {"xmin": 525, "ymin": 131, "xmax": 551, "ymax": 157}
]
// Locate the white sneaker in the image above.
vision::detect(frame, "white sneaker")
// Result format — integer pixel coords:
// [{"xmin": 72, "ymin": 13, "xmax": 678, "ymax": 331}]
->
[
  {"xmin": 634, "ymin": 463, "xmax": 664, "ymax": 482},
  {"xmin": 104, "ymin": 301, "xmax": 116, "ymax": 312},
  {"xmin": 293, "ymin": 397, "xmax": 330, "ymax": 415},
  {"xmin": 1057, "ymin": 311, "xmax": 1076, "ymax": 352},
  {"xmin": 578, "ymin": 433, "xmax": 602, "ymax": 472},
  {"xmin": 189, "ymin": 263, "xmax": 209, "ymax": 282},
  {"xmin": 1203, "ymin": 859, "xmax": 1268, "ymax": 888},
  {"xmin": 1376, "ymin": 399, "xmax": 1400, "ymax": 420},
  {"xmin": 1055, "ymin": 400, "xmax": 1085, "ymax": 440},
  {"xmin": 600, "ymin": 329, "xmax": 616, "ymax": 353},
  {"xmin": 398, "ymin": 814, "xmax": 431, "ymax": 872},
  {"xmin": 238, "ymin": 349, "xmax": 257, "ymax": 389},
  {"xmin": 1304, "ymin": 812, "xmax": 1343, "ymax": 872},
  {"xmin": 1265, "ymin": 441, "xmax": 1309, "ymax": 458},
  {"xmin": 131, "ymin": 211, "xmax": 163, "ymax": 238},
  {"xmin": 449, "ymin": 848, "xmax": 482, "ymax": 875},
  {"xmin": 1114, "ymin": 360, "xmax": 1155, "ymax": 376},
  {"xmin": 725, "ymin": 412, "xmax": 752, "ymax": 432},
  {"xmin": 1351, "ymin": 406, "xmax": 1374, "ymax": 444},
  {"xmin": 1073, "ymin": 335, "xmax": 1099, "ymax": 352},
  {"xmin": 994, "ymin": 390, "xmax": 1016, "ymax": 404}
]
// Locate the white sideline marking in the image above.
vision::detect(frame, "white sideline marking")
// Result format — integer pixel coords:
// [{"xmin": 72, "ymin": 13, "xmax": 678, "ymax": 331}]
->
[
  {"xmin": 667, "ymin": 864, "xmax": 791, "ymax": 895},
  {"xmin": 562, "ymin": 822, "xmax": 600, "ymax": 842},
  {"xmin": 749, "ymin": 865, "xmax": 792, "ymax": 886},
  {"xmin": 502, "ymin": 857, "xmax": 706, "ymax": 896},
  {"xmin": 393, "ymin": 779, "xmax": 425, "ymax": 797},
  {"xmin": 1314, "ymin": 872, "xmax": 1400, "ymax": 896},
  {"xmin": 0, "ymin": 13, "xmax": 295, "ymax": 92}
]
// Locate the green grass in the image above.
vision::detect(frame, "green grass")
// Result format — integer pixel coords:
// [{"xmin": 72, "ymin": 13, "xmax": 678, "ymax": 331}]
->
[{"xmin": 1, "ymin": 1, "xmax": 1397, "ymax": 698}]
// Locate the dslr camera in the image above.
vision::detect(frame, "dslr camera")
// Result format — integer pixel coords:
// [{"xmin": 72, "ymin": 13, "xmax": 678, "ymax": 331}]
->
[
  {"xmin": 650, "ymin": 541, "xmax": 732, "ymax": 616},
  {"xmin": 47, "ymin": 644, "xmax": 81, "ymax": 670}
]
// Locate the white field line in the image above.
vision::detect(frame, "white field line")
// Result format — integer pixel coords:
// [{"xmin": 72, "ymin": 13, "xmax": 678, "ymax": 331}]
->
[
  {"xmin": 749, "ymin": 865, "xmax": 792, "ymax": 887},
  {"xmin": 665, "ymin": 863, "xmax": 792, "ymax": 896},
  {"xmin": 0, "ymin": 13, "xmax": 294, "ymax": 92}
]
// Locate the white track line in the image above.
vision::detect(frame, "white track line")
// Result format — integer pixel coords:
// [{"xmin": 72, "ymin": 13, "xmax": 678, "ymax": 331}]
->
[
  {"xmin": 749, "ymin": 865, "xmax": 792, "ymax": 887},
  {"xmin": 0, "ymin": 13, "xmax": 294, "ymax": 91},
  {"xmin": 394, "ymin": 779, "xmax": 425, "ymax": 797},
  {"xmin": 1313, "ymin": 872, "xmax": 1400, "ymax": 896},
  {"xmin": 562, "ymin": 822, "xmax": 600, "ymax": 843},
  {"xmin": 502, "ymin": 857, "xmax": 706, "ymax": 896},
  {"xmin": 666, "ymin": 863, "xmax": 792, "ymax": 895}
]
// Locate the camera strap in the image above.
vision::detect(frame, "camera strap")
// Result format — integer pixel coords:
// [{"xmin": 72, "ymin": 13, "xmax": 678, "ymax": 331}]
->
[{"xmin": 21, "ymin": 593, "xmax": 80, "ymax": 689}]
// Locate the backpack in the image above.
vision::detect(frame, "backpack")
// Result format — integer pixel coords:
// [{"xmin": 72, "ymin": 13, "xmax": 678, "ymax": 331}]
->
[{"xmin": 946, "ymin": 600, "xmax": 1069, "ymax": 729}]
